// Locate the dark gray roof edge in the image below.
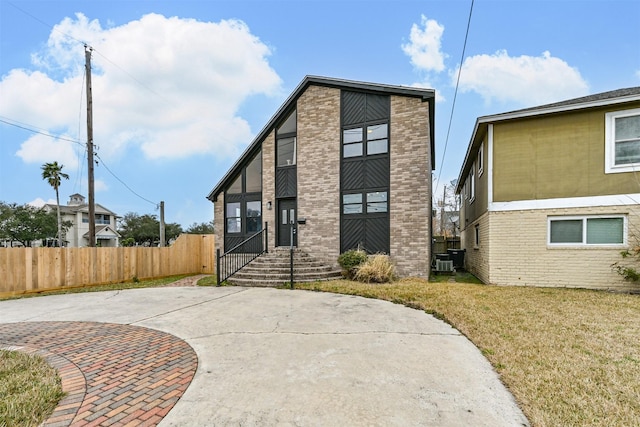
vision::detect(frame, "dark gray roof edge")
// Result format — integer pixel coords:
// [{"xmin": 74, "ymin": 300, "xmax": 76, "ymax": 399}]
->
[
  {"xmin": 455, "ymin": 86, "xmax": 640, "ymax": 194},
  {"xmin": 207, "ymin": 75, "xmax": 436, "ymax": 202},
  {"xmin": 479, "ymin": 86, "xmax": 640, "ymax": 123}
]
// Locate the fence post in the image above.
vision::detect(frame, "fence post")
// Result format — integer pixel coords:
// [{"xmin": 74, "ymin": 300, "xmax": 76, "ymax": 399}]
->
[
  {"xmin": 216, "ymin": 248, "xmax": 221, "ymax": 287},
  {"xmin": 264, "ymin": 222, "xmax": 268, "ymax": 253}
]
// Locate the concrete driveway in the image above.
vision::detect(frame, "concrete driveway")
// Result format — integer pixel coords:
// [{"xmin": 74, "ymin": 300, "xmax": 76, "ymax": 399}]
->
[{"xmin": 0, "ymin": 286, "xmax": 529, "ymax": 426}]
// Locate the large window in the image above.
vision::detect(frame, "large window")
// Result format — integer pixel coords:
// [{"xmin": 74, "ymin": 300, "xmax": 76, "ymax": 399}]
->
[
  {"xmin": 226, "ymin": 202, "xmax": 241, "ymax": 233},
  {"xmin": 224, "ymin": 149, "xmax": 262, "ymax": 238},
  {"xmin": 548, "ymin": 215, "xmax": 625, "ymax": 246},
  {"xmin": 342, "ymin": 191, "xmax": 388, "ymax": 215},
  {"xmin": 277, "ymin": 109, "xmax": 297, "ymax": 167},
  {"xmin": 605, "ymin": 108, "xmax": 640, "ymax": 173},
  {"xmin": 342, "ymin": 123, "xmax": 388, "ymax": 158}
]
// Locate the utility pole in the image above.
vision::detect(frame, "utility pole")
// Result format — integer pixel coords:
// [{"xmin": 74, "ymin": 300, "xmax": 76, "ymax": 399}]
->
[
  {"xmin": 85, "ymin": 45, "xmax": 96, "ymax": 247},
  {"xmin": 159, "ymin": 201, "xmax": 166, "ymax": 247}
]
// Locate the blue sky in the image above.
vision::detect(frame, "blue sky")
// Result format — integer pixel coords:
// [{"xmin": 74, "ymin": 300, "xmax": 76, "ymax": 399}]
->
[{"xmin": 1, "ymin": 0, "xmax": 639, "ymax": 228}]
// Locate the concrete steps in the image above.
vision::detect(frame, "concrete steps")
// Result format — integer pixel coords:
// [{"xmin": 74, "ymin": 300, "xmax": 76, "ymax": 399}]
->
[{"xmin": 227, "ymin": 249, "xmax": 342, "ymax": 287}]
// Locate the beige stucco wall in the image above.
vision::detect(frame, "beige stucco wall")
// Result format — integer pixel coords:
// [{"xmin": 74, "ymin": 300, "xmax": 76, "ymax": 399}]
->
[
  {"xmin": 493, "ymin": 102, "xmax": 640, "ymax": 202},
  {"xmin": 389, "ymin": 96, "xmax": 431, "ymax": 278},
  {"xmin": 484, "ymin": 205, "xmax": 640, "ymax": 291}
]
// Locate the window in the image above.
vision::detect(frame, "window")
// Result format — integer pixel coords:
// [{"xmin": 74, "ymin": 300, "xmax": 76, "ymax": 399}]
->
[
  {"xmin": 469, "ymin": 164, "xmax": 476, "ymax": 202},
  {"xmin": 82, "ymin": 213, "xmax": 110, "ymax": 224},
  {"xmin": 342, "ymin": 123, "xmax": 388, "ymax": 158},
  {"xmin": 474, "ymin": 224, "xmax": 480, "ymax": 247},
  {"xmin": 226, "ymin": 202, "xmax": 241, "ymax": 233},
  {"xmin": 478, "ymin": 143, "xmax": 484, "ymax": 176},
  {"xmin": 605, "ymin": 108, "xmax": 640, "ymax": 173},
  {"xmin": 343, "ymin": 191, "xmax": 388, "ymax": 214},
  {"xmin": 343, "ymin": 127, "xmax": 363, "ymax": 158},
  {"xmin": 246, "ymin": 201, "xmax": 262, "ymax": 233},
  {"xmin": 245, "ymin": 151, "xmax": 262, "ymax": 192},
  {"xmin": 548, "ymin": 216, "xmax": 625, "ymax": 245},
  {"xmin": 343, "ymin": 193, "xmax": 363, "ymax": 214},
  {"xmin": 366, "ymin": 124, "xmax": 388, "ymax": 155},
  {"xmin": 367, "ymin": 191, "xmax": 388, "ymax": 213},
  {"xmin": 277, "ymin": 109, "xmax": 296, "ymax": 167},
  {"xmin": 227, "ymin": 174, "xmax": 242, "ymax": 194}
]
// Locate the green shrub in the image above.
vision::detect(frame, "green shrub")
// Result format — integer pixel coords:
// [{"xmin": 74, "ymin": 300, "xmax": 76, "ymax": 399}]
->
[
  {"xmin": 338, "ymin": 249, "xmax": 368, "ymax": 279},
  {"xmin": 354, "ymin": 254, "xmax": 395, "ymax": 283}
]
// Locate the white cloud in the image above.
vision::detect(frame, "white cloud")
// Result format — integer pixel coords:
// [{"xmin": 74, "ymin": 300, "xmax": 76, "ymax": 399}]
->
[
  {"xmin": 15, "ymin": 134, "xmax": 80, "ymax": 169},
  {"xmin": 455, "ymin": 50, "xmax": 589, "ymax": 106},
  {"xmin": 94, "ymin": 179, "xmax": 109, "ymax": 192},
  {"xmin": 402, "ymin": 15, "xmax": 447, "ymax": 73},
  {"xmin": 1, "ymin": 13, "xmax": 282, "ymax": 162},
  {"xmin": 28, "ymin": 198, "xmax": 56, "ymax": 207}
]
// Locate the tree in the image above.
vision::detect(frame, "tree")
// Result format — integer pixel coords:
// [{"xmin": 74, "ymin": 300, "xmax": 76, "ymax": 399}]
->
[
  {"xmin": 41, "ymin": 162, "xmax": 69, "ymax": 247},
  {"xmin": 185, "ymin": 221, "xmax": 214, "ymax": 234},
  {"xmin": 118, "ymin": 212, "xmax": 183, "ymax": 246},
  {"xmin": 0, "ymin": 202, "xmax": 68, "ymax": 246}
]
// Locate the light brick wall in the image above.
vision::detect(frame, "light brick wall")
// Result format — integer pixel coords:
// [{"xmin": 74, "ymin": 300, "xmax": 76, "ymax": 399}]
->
[
  {"xmin": 389, "ymin": 96, "xmax": 431, "ymax": 278},
  {"xmin": 462, "ymin": 212, "xmax": 490, "ymax": 283},
  {"xmin": 214, "ymin": 192, "xmax": 224, "ymax": 255},
  {"xmin": 296, "ymin": 85, "xmax": 342, "ymax": 266},
  {"xmin": 262, "ymin": 130, "xmax": 277, "ymax": 250},
  {"xmin": 486, "ymin": 205, "xmax": 640, "ymax": 291}
]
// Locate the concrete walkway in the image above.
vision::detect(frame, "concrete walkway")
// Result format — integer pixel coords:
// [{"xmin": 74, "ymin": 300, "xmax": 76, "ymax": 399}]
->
[{"xmin": 0, "ymin": 286, "xmax": 529, "ymax": 426}]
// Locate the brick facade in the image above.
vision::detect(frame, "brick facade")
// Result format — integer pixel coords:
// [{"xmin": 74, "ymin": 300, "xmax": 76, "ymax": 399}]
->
[
  {"xmin": 296, "ymin": 86, "xmax": 342, "ymax": 267},
  {"xmin": 211, "ymin": 78, "xmax": 435, "ymax": 279},
  {"xmin": 468, "ymin": 205, "xmax": 640, "ymax": 291},
  {"xmin": 389, "ymin": 96, "xmax": 432, "ymax": 277}
]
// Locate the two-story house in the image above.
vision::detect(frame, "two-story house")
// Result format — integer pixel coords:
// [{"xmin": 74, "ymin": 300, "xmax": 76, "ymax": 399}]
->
[
  {"xmin": 207, "ymin": 76, "xmax": 435, "ymax": 278},
  {"xmin": 456, "ymin": 87, "xmax": 640, "ymax": 291},
  {"xmin": 45, "ymin": 194, "xmax": 120, "ymax": 247}
]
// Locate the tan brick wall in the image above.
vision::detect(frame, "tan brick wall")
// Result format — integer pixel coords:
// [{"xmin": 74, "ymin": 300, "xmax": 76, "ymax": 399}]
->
[
  {"xmin": 262, "ymin": 130, "xmax": 276, "ymax": 250},
  {"xmin": 296, "ymin": 85, "xmax": 342, "ymax": 266},
  {"xmin": 214, "ymin": 192, "xmax": 224, "ymax": 255},
  {"xmin": 461, "ymin": 212, "xmax": 490, "ymax": 283},
  {"xmin": 389, "ymin": 96, "xmax": 431, "ymax": 278},
  {"xmin": 486, "ymin": 205, "xmax": 640, "ymax": 291}
]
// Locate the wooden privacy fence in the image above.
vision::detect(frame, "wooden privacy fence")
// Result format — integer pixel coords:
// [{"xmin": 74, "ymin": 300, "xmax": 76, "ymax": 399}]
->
[{"xmin": 0, "ymin": 234, "xmax": 215, "ymax": 297}]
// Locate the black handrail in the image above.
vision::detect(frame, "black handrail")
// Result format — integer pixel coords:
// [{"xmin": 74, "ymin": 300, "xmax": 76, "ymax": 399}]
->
[{"xmin": 216, "ymin": 222, "xmax": 268, "ymax": 286}]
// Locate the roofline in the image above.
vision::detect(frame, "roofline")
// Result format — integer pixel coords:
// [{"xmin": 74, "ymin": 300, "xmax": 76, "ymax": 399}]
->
[
  {"xmin": 207, "ymin": 75, "xmax": 436, "ymax": 201},
  {"xmin": 455, "ymin": 90, "xmax": 640, "ymax": 194}
]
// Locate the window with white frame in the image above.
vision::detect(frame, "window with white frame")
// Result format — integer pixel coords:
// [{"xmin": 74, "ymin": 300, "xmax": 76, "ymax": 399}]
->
[
  {"xmin": 605, "ymin": 108, "xmax": 640, "ymax": 173},
  {"xmin": 548, "ymin": 215, "xmax": 626, "ymax": 246},
  {"xmin": 469, "ymin": 164, "xmax": 476, "ymax": 202},
  {"xmin": 478, "ymin": 142, "xmax": 484, "ymax": 176}
]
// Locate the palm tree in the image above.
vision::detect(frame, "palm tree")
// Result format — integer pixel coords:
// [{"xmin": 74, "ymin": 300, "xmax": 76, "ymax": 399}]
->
[{"xmin": 41, "ymin": 161, "xmax": 69, "ymax": 247}]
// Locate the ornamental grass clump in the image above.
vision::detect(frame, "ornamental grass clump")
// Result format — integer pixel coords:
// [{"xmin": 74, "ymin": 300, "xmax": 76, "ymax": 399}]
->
[
  {"xmin": 354, "ymin": 254, "xmax": 395, "ymax": 283},
  {"xmin": 337, "ymin": 249, "xmax": 368, "ymax": 279}
]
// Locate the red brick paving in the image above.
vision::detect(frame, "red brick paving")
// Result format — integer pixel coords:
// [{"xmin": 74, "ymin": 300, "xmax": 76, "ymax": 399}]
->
[{"xmin": 0, "ymin": 322, "xmax": 198, "ymax": 426}]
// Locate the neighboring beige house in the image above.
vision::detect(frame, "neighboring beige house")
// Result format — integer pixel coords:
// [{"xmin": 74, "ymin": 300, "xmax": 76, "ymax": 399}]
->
[
  {"xmin": 45, "ymin": 193, "xmax": 120, "ymax": 247},
  {"xmin": 207, "ymin": 76, "xmax": 435, "ymax": 278},
  {"xmin": 456, "ymin": 87, "xmax": 640, "ymax": 291}
]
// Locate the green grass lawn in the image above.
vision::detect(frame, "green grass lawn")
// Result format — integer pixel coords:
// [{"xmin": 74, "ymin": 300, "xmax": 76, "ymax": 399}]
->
[{"xmin": 296, "ymin": 277, "xmax": 640, "ymax": 427}]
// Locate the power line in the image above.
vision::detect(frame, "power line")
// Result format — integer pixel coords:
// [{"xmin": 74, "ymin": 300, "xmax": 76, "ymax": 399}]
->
[
  {"xmin": 435, "ymin": 0, "xmax": 474, "ymax": 197},
  {"xmin": 93, "ymin": 152, "xmax": 157, "ymax": 207},
  {"xmin": 0, "ymin": 116, "xmax": 84, "ymax": 146}
]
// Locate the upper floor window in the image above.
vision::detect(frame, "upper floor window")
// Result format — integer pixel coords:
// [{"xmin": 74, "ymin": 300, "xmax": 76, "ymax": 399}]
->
[
  {"xmin": 82, "ymin": 213, "xmax": 110, "ymax": 224},
  {"xmin": 277, "ymin": 109, "xmax": 296, "ymax": 167},
  {"xmin": 342, "ymin": 123, "xmax": 388, "ymax": 158},
  {"xmin": 469, "ymin": 164, "xmax": 476, "ymax": 202},
  {"xmin": 605, "ymin": 108, "xmax": 640, "ymax": 173},
  {"xmin": 548, "ymin": 215, "xmax": 625, "ymax": 246},
  {"xmin": 478, "ymin": 142, "xmax": 484, "ymax": 176}
]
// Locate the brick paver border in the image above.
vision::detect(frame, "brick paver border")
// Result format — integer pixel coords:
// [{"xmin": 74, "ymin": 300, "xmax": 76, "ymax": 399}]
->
[{"xmin": 0, "ymin": 322, "xmax": 198, "ymax": 426}]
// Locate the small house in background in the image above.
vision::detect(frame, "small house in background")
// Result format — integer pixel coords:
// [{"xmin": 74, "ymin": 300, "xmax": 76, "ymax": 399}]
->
[
  {"xmin": 207, "ymin": 76, "xmax": 435, "ymax": 279},
  {"xmin": 456, "ymin": 87, "xmax": 640, "ymax": 291},
  {"xmin": 45, "ymin": 194, "xmax": 120, "ymax": 247}
]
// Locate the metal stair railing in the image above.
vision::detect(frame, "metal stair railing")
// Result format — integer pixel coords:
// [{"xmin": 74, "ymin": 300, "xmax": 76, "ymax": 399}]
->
[{"xmin": 216, "ymin": 222, "xmax": 268, "ymax": 286}]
